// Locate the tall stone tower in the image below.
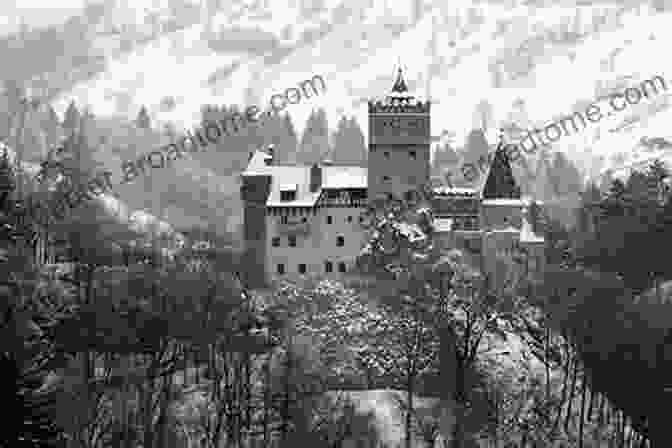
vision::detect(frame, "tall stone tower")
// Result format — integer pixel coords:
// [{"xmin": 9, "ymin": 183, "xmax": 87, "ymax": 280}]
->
[{"xmin": 368, "ymin": 68, "xmax": 431, "ymax": 201}]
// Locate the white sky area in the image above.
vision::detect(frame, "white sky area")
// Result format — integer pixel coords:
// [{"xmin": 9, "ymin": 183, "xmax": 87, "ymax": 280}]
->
[{"xmin": 0, "ymin": 0, "xmax": 85, "ymax": 35}]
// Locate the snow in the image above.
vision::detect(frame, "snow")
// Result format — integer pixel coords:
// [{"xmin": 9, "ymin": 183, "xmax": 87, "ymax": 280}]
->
[{"xmin": 47, "ymin": 1, "xmax": 672, "ymax": 186}]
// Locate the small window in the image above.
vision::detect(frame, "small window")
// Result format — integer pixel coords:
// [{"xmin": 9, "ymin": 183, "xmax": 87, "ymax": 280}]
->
[
  {"xmin": 288, "ymin": 235, "xmax": 296, "ymax": 247},
  {"xmin": 277, "ymin": 264, "xmax": 285, "ymax": 275},
  {"xmin": 272, "ymin": 237, "xmax": 280, "ymax": 247},
  {"xmin": 298, "ymin": 263, "xmax": 306, "ymax": 274},
  {"xmin": 280, "ymin": 215, "xmax": 288, "ymax": 224},
  {"xmin": 346, "ymin": 216, "xmax": 353, "ymax": 223},
  {"xmin": 409, "ymin": 150, "xmax": 416, "ymax": 159},
  {"xmin": 338, "ymin": 262, "xmax": 347, "ymax": 273},
  {"xmin": 336, "ymin": 236, "xmax": 344, "ymax": 247},
  {"xmin": 383, "ymin": 176, "xmax": 391, "ymax": 182},
  {"xmin": 327, "ymin": 216, "xmax": 333, "ymax": 224},
  {"xmin": 280, "ymin": 191, "xmax": 296, "ymax": 202},
  {"xmin": 302, "ymin": 217, "xmax": 307, "ymax": 223},
  {"xmin": 359, "ymin": 216, "xmax": 364, "ymax": 223},
  {"xmin": 387, "ymin": 193, "xmax": 394, "ymax": 200},
  {"xmin": 325, "ymin": 261, "xmax": 333, "ymax": 273},
  {"xmin": 384, "ymin": 151, "xmax": 390, "ymax": 159}
]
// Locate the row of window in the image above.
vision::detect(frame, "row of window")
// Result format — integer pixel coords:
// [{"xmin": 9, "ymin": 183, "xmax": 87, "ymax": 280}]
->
[
  {"xmin": 377, "ymin": 150, "xmax": 417, "ymax": 160},
  {"xmin": 382, "ymin": 175, "xmax": 417, "ymax": 184},
  {"xmin": 273, "ymin": 235, "xmax": 345, "ymax": 247},
  {"xmin": 279, "ymin": 215, "xmax": 364, "ymax": 225},
  {"xmin": 277, "ymin": 261, "xmax": 347, "ymax": 275}
]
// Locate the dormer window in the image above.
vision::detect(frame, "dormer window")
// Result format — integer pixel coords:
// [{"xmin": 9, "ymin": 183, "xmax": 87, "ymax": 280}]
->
[{"xmin": 280, "ymin": 184, "xmax": 297, "ymax": 202}]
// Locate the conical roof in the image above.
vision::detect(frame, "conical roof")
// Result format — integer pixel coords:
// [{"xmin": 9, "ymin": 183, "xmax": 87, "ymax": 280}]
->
[
  {"xmin": 482, "ymin": 131, "xmax": 521, "ymax": 199},
  {"xmin": 391, "ymin": 67, "xmax": 409, "ymax": 94}
]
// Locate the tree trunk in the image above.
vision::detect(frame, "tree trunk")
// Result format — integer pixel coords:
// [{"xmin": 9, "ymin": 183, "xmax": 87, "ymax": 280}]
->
[
  {"xmin": 263, "ymin": 355, "xmax": 271, "ymax": 448},
  {"xmin": 280, "ymin": 340, "xmax": 293, "ymax": 445},
  {"xmin": 564, "ymin": 359, "xmax": 579, "ymax": 434},
  {"xmin": 451, "ymin": 357, "xmax": 466, "ymax": 448},
  {"xmin": 587, "ymin": 382, "xmax": 595, "ymax": 423},
  {"xmin": 578, "ymin": 372, "xmax": 587, "ymax": 448},
  {"xmin": 406, "ymin": 375, "xmax": 415, "ymax": 448},
  {"xmin": 545, "ymin": 326, "xmax": 551, "ymax": 401}
]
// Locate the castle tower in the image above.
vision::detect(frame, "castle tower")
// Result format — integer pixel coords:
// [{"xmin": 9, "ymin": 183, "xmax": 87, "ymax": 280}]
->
[{"xmin": 368, "ymin": 67, "xmax": 431, "ymax": 201}]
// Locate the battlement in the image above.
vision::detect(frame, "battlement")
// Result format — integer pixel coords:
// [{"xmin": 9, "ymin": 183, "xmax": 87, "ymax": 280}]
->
[{"xmin": 368, "ymin": 98, "xmax": 431, "ymax": 114}]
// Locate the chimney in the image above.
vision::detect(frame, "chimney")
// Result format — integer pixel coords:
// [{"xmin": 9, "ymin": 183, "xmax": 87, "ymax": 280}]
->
[
  {"xmin": 310, "ymin": 163, "xmax": 322, "ymax": 192},
  {"xmin": 264, "ymin": 144, "xmax": 274, "ymax": 166}
]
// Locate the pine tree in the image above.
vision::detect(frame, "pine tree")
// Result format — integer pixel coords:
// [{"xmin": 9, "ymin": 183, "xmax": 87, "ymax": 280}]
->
[
  {"xmin": 473, "ymin": 99, "xmax": 493, "ymax": 130},
  {"xmin": 462, "ymin": 128, "xmax": 490, "ymax": 170},
  {"xmin": 279, "ymin": 114, "xmax": 299, "ymax": 164},
  {"xmin": 62, "ymin": 101, "xmax": 80, "ymax": 137},
  {"xmin": 347, "ymin": 117, "xmax": 367, "ymax": 164},
  {"xmin": 0, "ymin": 351, "xmax": 64, "ymax": 447},
  {"xmin": 135, "ymin": 105, "xmax": 151, "ymax": 129},
  {"xmin": 2, "ymin": 79, "xmax": 25, "ymax": 138},
  {"xmin": 330, "ymin": 116, "xmax": 366, "ymax": 166},
  {"xmin": 43, "ymin": 105, "xmax": 61, "ymax": 149},
  {"xmin": 298, "ymin": 109, "xmax": 329, "ymax": 165},
  {"xmin": 432, "ymin": 142, "xmax": 459, "ymax": 177}
]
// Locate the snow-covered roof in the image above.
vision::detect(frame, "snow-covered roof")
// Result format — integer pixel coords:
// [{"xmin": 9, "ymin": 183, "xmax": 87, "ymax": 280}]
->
[
  {"xmin": 432, "ymin": 218, "xmax": 453, "ymax": 233},
  {"xmin": 243, "ymin": 149, "xmax": 367, "ymax": 207},
  {"xmin": 322, "ymin": 166, "xmax": 367, "ymax": 189},
  {"xmin": 486, "ymin": 225, "xmax": 520, "ymax": 234},
  {"xmin": 279, "ymin": 183, "xmax": 297, "ymax": 191},
  {"xmin": 481, "ymin": 198, "xmax": 531, "ymax": 207},
  {"xmin": 433, "ymin": 186, "xmax": 478, "ymax": 196},
  {"xmin": 266, "ymin": 166, "xmax": 320, "ymax": 207}
]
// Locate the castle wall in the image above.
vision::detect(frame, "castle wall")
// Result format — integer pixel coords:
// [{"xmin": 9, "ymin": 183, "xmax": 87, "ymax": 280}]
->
[
  {"xmin": 241, "ymin": 175, "xmax": 271, "ymax": 288},
  {"xmin": 265, "ymin": 205, "xmax": 367, "ymax": 281}
]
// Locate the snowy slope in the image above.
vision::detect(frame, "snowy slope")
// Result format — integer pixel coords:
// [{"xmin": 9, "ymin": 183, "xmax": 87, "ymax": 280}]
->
[{"xmin": 45, "ymin": 0, "xmax": 672, "ymax": 233}]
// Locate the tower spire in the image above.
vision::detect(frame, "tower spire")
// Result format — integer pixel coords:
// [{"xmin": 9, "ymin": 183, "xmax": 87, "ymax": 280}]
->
[
  {"xmin": 482, "ymin": 129, "xmax": 521, "ymax": 199},
  {"xmin": 391, "ymin": 66, "xmax": 409, "ymax": 94}
]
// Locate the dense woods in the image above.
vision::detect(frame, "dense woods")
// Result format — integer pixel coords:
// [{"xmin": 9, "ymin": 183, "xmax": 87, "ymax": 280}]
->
[{"xmin": 3, "ymin": 99, "xmax": 671, "ymax": 445}]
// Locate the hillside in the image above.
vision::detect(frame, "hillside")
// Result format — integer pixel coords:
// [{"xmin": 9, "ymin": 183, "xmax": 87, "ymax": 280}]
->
[{"xmin": 13, "ymin": 0, "xmax": 672, "ymax": 236}]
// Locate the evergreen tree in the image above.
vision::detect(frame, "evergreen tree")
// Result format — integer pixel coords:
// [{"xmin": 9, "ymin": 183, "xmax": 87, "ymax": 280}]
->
[
  {"xmin": 62, "ymin": 101, "xmax": 80, "ymax": 137},
  {"xmin": 432, "ymin": 142, "xmax": 459, "ymax": 177},
  {"xmin": 462, "ymin": 128, "xmax": 490, "ymax": 167},
  {"xmin": 347, "ymin": 117, "xmax": 367, "ymax": 164},
  {"xmin": 531, "ymin": 151, "xmax": 556, "ymax": 202},
  {"xmin": 331, "ymin": 116, "xmax": 366, "ymax": 165},
  {"xmin": 598, "ymin": 168, "xmax": 615, "ymax": 193},
  {"xmin": 298, "ymin": 108, "xmax": 329, "ymax": 165},
  {"xmin": 0, "ymin": 349, "xmax": 64, "ymax": 447},
  {"xmin": 549, "ymin": 152, "xmax": 583, "ymax": 197},
  {"xmin": 1, "ymin": 79, "xmax": 25, "ymax": 138},
  {"xmin": 43, "ymin": 105, "xmax": 61, "ymax": 149},
  {"xmin": 473, "ymin": 99, "xmax": 493, "ymax": 130},
  {"xmin": 279, "ymin": 114, "xmax": 299, "ymax": 164},
  {"xmin": 135, "ymin": 105, "xmax": 151, "ymax": 129}
]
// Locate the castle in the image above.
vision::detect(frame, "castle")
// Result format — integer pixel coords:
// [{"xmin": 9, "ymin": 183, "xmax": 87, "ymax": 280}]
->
[{"xmin": 241, "ymin": 68, "xmax": 545, "ymax": 289}]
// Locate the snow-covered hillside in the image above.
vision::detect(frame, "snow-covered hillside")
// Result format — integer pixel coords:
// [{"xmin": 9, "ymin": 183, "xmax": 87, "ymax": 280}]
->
[{"xmin": 44, "ymin": 0, "xmax": 672, "ymax": 232}]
